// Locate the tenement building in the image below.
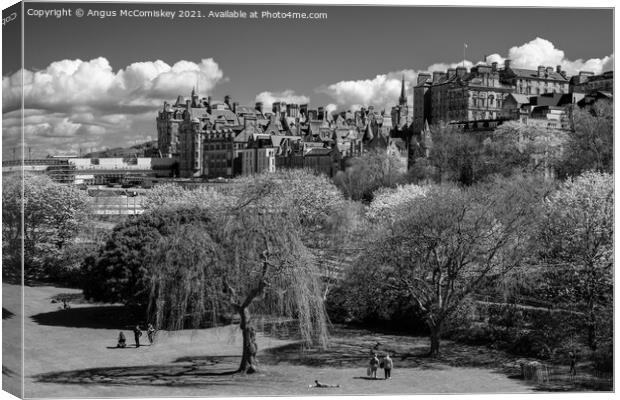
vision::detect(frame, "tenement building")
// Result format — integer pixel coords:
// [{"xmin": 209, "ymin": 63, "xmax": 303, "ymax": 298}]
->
[
  {"xmin": 412, "ymin": 60, "xmax": 571, "ymax": 134},
  {"xmin": 569, "ymin": 70, "xmax": 614, "ymax": 94},
  {"xmin": 159, "ymin": 88, "xmax": 409, "ymax": 179}
]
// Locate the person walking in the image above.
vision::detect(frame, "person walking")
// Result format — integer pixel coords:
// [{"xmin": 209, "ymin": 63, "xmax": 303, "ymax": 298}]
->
[
  {"xmin": 133, "ymin": 325, "xmax": 142, "ymax": 348},
  {"xmin": 568, "ymin": 351, "xmax": 577, "ymax": 377},
  {"xmin": 382, "ymin": 353, "xmax": 393, "ymax": 380},
  {"xmin": 369, "ymin": 353, "xmax": 379, "ymax": 379},
  {"xmin": 147, "ymin": 324, "xmax": 156, "ymax": 344}
]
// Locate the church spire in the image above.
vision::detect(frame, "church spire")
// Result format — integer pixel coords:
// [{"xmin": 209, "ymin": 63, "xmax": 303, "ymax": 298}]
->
[{"xmin": 399, "ymin": 75, "xmax": 407, "ymax": 106}]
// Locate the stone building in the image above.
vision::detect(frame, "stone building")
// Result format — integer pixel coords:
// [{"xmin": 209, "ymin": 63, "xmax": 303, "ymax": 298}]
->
[
  {"xmin": 161, "ymin": 86, "xmax": 413, "ymax": 178},
  {"xmin": 570, "ymin": 70, "xmax": 613, "ymax": 94},
  {"xmin": 499, "ymin": 60, "xmax": 569, "ymax": 96},
  {"xmin": 501, "ymin": 92, "xmax": 575, "ymax": 130},
  {"xmin": 413, "ymin": 73, "xmax": 432, "ymax": 135},
  {"xmin": 429, "ymin": 63, "xmax": 514, "ymax": 124},
  {"xmin": 412, "ymin": 60, "xmax": 571, "ymax": 134}
]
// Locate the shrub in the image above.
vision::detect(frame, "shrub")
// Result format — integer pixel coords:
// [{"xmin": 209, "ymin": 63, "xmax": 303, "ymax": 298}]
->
[
  {"xmin": 324, "ymin": 285, "xmax": 351, "ymax": 324},
  {"xmin": 592, "ymin": 343, "xmax": 613, "ymax": 373},
  {"xmin": 82, "ymin": 207, "xmax": 211, "ymax": 305}
]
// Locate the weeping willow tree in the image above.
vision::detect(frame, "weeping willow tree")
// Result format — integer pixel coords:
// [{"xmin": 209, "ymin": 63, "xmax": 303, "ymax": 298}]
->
[{"xmin": 147, "ymin": 197, "xmax": 329, "ymax": 373}]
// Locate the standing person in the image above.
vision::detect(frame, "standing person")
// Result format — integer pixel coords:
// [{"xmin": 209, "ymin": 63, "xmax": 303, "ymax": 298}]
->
[
  {"xmin": 133, "ymin": 325, "xmax": 142, "ymax": 348},
  {"xmin": 568, "ymin": 351, "xmax": 577, "ymax": 377},
  {"xmin": 382, "ymin": 353, "xmax": 393, "ymax": 380},
  {"xmin": 147, "ymin": 324, "xmax": 156, "ymax": 344},
  {"xmin": 369, "ymin": 353, "xmax": 379, "ymax": 379}
]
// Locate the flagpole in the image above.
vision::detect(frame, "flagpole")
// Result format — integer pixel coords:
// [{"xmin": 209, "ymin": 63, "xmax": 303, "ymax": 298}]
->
[{"xmin": 463, "ymin": 43, "xmax": 466, "ymax": 68}]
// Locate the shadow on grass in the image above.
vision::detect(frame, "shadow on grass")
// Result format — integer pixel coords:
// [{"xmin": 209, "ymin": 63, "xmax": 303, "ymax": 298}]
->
[
  {"xmin": 2, "ymin": 308, "xmax": 15, "ymax": 320},
  {"xmin": 34, "ymin": 356, "xmax": 244, "ymax": 387},
  {"xmin": 261, "ymin": 341, "xmax": 444, "ymax": 371},
  {"xmin": 105, "ymin": 344, "xmax": 152, "ymax": 349},
  {"xmin": 31, "ymin": 305, "xmax": 146, "ymax": 329}
]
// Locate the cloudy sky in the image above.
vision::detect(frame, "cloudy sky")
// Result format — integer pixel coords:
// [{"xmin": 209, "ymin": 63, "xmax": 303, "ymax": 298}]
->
[{"xmin": 1, "ymin": 2, "xmax": 613, "ymax": 158}]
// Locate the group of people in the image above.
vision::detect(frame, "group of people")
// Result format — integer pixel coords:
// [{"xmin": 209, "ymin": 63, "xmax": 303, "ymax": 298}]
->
[
  {"xmin": 117, "ymin": 324, "xmax": 156, "ymax": 348},
  {"xmin": 369, "ymin": 352, "xmax": 393, "ymax": 380}
]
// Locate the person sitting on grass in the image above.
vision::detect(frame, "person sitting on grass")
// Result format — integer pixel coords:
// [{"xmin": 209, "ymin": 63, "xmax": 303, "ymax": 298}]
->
[
  {"xmin": 117, "ymin": 332, "xmax": 126, "ymax": 348},
  {"xmin": 308, "ymin": 380, "xmax": 340, "ymax": 389}
]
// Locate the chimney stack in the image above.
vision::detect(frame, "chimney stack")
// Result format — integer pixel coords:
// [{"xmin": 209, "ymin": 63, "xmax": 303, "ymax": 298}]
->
[
  {"xmin": 255, "ymin": 102, "xmax": 263, "ymax": 114},
  {"xmin": 492, "ymin": 62, "xmax": 498, "ymax": 72},
  {"xmin": 287, "ymin": 103, "xmax": 299, "ymax": 118},
  {"xmin": 417, "ymin": 73, "xmax": 431, "ymax": 85},
  {"xmin": 537, "ymin": 66, "xmax": 545, "ymax": 77},
  {"xmin": 504, "ymin": 59, "xmax": 511, "ymax": 69}
]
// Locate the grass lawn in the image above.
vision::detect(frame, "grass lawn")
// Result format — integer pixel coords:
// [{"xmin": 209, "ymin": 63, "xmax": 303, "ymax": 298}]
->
[{"xmin": 1, "ymin": 283, "xmax": 600, "ymax": 397}]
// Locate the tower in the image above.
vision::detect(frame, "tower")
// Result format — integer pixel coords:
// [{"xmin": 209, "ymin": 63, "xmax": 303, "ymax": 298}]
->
[
  {"xmin": 399, "ymin": 75, "xmax": 407, "ymax": 106},
  {"xmin": 191, "ymin": 86, "xmax": 200, "ymax": 107},
  {"xmin": 396, "ymin": 75, "xmax": 409, "ymax": 129}
]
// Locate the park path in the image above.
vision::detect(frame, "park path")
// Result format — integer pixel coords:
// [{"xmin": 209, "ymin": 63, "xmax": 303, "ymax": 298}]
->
[{"xmin": 2, "ymin": 283, "xmax": 533, "ymax": 397}]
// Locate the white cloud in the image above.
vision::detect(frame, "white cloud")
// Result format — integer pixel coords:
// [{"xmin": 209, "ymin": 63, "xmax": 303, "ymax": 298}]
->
[
  {"xmin": 319, "ymin": 75, "xmax": 402, "ymax": 112},
  {"xmin": 2, "ymin": 57, "xmax": 226, "ymax": 157},
  {"xmin": 325, "ymin": 103, "xmax": 338, "ymax": 115},
  {"xmin": 2, "ymin": 57, "xmax": 226, "ymax": 113},
  {"xmin": 254, "ymin": 90, "xmax": 310, "ymax": 110},
  {"xmin": 505, "ymin": 37, "xmax": 613, "ymax": 75}
]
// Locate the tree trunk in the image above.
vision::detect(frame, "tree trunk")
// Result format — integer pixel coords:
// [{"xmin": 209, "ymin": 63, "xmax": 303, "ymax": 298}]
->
[
  {"xmin": 586, "ymin": 314, "xmax": 597, "ymax": 351},
  {"xmin": 428, "ymin": 323, "xmax": 442, "ymax": 357},
  {"xmin": 238, "ymin": 307, "xmax": 258, "ymax": 373}
]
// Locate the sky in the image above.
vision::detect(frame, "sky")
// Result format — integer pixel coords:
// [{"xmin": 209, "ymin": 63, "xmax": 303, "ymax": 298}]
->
[{"xmin": 1, "ymin": 1, "xmax": 614, "ymax": 158}]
